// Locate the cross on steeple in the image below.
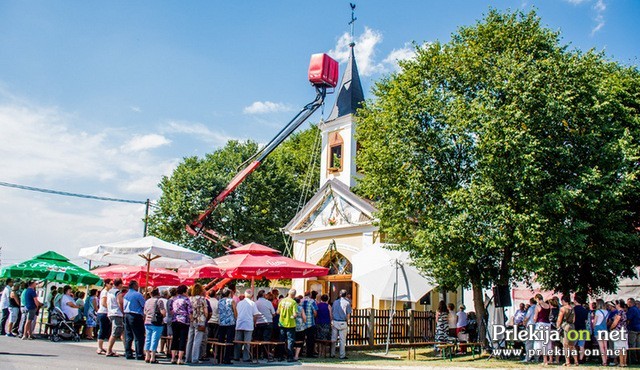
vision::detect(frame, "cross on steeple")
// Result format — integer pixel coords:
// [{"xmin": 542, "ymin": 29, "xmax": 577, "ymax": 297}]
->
[{"xmin": 349, "ymin": 3, "xmax": 357, "ymax": 47}]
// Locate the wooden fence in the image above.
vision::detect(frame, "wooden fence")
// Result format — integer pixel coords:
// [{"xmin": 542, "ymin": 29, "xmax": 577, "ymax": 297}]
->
[{"xmin": 346, "ymin": 309, "xmax": 435, "ymax": 347}]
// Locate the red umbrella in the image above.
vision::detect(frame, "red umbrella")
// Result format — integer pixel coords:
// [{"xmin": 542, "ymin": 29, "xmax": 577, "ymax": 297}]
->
[
  {"xmin": 92, "ymin": 264, "xmax": 185, "ymax": 287},
  {"xmin": 177, "ymin": 243, "xmax": 328, "ymax": 281},
  {"xmin": 227, "ymin": 242, "xmax": 280, "ymax": 255},
  {"xmin": 218, "ymin": 253, "xmax": 328, "ymax": 279},
  {"xmin": 177, "ymin": 263, "xmax": 221, "ymax": 282}
]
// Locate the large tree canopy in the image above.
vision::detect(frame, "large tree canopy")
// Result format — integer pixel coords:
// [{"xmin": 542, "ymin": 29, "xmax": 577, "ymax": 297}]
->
[
  {"xmin": 148, "ymin": 126, "xmax": 320, "ymax": 257},
  {"xmin": 356, "ymin": 9, "xmax": 640, "ymax": 335}
]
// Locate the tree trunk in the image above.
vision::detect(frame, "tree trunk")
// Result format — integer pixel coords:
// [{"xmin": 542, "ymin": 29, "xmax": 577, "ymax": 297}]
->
[{"xmin": 472, "ymin": 281, "xmax": 487, "ymax": 349}]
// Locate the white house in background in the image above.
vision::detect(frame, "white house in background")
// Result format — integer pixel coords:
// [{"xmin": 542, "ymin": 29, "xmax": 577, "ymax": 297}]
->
[{"xmin": 283, "ymin": 41, "xmax": 453, "ymax": 311}]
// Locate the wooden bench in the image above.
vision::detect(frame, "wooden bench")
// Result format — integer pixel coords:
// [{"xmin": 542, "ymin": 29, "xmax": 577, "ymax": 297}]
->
[
  {"xmin": 233, "ymin": 340, "xmax": 253, "ymax": 362},
  {"xmin": 435, "ymin": 343, "xmax": 457, "ymax": 361},
  {"xmin": 381, "ymin": 342, "xmax": 444, "ymax": 360},
  {"xmin": 160, "ymin": 335, "xmax": 172, "ymax": 355},
  {"xmin": 464, "ymin": 342, "xmax": 484, "ymax": 358},
  {"xmin": 253, "ymin": 341, "xmax": 278, "ymax": 361},
  {"xmin": 209, "ymin": 341, "xmax": 234, "ymax": 365}
]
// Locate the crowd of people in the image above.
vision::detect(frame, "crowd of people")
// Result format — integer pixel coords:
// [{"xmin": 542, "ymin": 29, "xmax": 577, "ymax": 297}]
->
[
  {"xmin": 0, "ymin": 278, "xmax": 102, "ymax": 340},
  {"xmin": 511, "ymin": 294, "xmax": 640, "ymax": 367},
  {"xmin": 434, "ymin": 301, "xmax": 476, "ymax": 354},
  {"xmin": 2, "ymin": 277, "xmax": 355, "ymax": 365},
  {"xmin": 0, "ymin": 279, "xmax": 42, "ymax": 340}
]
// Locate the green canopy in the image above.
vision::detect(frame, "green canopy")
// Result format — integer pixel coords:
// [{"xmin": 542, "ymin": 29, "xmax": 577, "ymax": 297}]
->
[{"xmin": 0, "ymin": 251, "xmax": 102, "ymax": 286}]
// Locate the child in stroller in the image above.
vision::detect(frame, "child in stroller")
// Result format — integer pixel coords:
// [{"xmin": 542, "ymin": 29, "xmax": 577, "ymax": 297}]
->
[{"xmin": 48, "ymin": 307, "xmax": 81, "ymax": 342}]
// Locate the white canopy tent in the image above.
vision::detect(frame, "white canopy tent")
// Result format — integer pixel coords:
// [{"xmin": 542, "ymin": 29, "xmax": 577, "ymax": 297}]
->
[
  {"xmin": 352, "ymin": 243, "xmax": 436, "ymax": 302},
  {"xmin": 78, "ymin": 235, "xmax": 213, "ymax": 270},
  {"xmin": 352, "ymin": 243, "xmax": 437, "ymax": 353}
]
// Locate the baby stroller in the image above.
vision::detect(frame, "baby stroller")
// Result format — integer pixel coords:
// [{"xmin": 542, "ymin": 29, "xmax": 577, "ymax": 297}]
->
[{"xmin": 48, "ymin": 307, "xmax": 80, "ymax": 342}]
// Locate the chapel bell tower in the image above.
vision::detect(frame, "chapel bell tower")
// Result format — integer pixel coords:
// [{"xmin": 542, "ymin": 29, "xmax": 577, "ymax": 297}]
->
[{"xmin": 319, "ymin": 35, "xmax": 365, "ymax": 189}]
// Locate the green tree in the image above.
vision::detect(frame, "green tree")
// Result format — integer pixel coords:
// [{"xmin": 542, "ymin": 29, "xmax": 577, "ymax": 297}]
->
[
  {"xmin": 148, "ymin": 126, "xmax": 321, "ymax": 257},
  {"xmin": 356, "ymin": 9, "xmax": 640, "ymax": 342}
]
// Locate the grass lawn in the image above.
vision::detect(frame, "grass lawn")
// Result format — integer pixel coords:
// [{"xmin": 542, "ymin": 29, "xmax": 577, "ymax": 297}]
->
[{"xmin": 302, "ymin": 347, "xmax": 638, "ymax": 368}]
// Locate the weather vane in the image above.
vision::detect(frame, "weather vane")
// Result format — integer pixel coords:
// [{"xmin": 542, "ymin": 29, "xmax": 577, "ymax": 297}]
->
[{"xmin": 349, "ymin": 3, "xmax": 357, "ymax": 47}]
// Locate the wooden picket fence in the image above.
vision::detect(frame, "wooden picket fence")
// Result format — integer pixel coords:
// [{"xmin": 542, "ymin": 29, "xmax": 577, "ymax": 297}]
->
[{"xmin": 346, "ymin": 309, "xmax": 435, "ymax": 347}]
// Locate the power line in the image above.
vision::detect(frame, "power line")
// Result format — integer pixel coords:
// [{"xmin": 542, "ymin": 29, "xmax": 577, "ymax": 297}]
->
[{"xmin": 0, "ymin": 181, "xmax": 147, "ymax": 205}]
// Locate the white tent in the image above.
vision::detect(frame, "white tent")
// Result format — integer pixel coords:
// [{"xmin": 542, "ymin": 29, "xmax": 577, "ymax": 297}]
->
[
  {"xmin": 352, "ymin": 243, "xmax": 436, "ymax": 302},
  {"xmin": 352, "ymin": 243, "xmax": 437, "ymax": 354},
  {"xmin": 78, "ymin": 236, "xmax": 212, "ymax": 269}
]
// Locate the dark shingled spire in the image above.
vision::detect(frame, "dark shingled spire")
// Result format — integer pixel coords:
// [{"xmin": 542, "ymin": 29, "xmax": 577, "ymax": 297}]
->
[{"xmin": 327, "ymin": 45, "xmax": 365, "ymax": 121}]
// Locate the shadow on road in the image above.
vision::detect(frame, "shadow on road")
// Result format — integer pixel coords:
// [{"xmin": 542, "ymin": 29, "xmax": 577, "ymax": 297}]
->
[{"xmin": 0, "ymin": 352, "xmax": 57, "ymax": 357}]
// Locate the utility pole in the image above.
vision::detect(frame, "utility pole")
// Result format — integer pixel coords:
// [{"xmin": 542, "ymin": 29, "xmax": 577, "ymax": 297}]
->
[{"xmin": 143, "ymin": 199, "xmax": 150, "ymax": 237}]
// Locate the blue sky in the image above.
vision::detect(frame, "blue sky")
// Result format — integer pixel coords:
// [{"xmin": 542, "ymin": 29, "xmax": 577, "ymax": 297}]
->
[{"xmin": 0, "ymin": 0, "xmax": 638, "ymax": 266}]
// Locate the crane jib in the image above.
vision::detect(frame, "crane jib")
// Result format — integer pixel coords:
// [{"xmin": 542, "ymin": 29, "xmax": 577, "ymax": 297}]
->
[
  {"xmin": 186, "ymin": 52, "xmax": 338, "ymax": 240},
  {"xmin": 187, "ymin": 86, "xmax": 328, "ymax": 237}
]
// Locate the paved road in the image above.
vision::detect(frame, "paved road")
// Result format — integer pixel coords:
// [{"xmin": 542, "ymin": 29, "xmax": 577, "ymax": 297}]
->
[{"xmin": 0, "ymin": 336, "xmax": 416, "ymax": 370}]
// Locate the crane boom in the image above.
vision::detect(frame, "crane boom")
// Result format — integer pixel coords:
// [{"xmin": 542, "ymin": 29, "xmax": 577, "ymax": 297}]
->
[{"xmin": 186, "ymin": 53, "xmax": 339, "ymax": 240}]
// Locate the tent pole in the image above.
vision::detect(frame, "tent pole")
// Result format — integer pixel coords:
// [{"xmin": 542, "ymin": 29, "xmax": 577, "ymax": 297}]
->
[
  {"xmin": 38, "ymin": 280, "xmax": 48, "ymax": 335},
  {"xmin": 251, "ymin": 277, "xmax": 255, "ymax": 301},
  {"xmin": 385, "ymin": 260, "xmax": 399, "ymax": 355},
  {"xmin": 145, "ymin": 256, "xmax": 151, "ymax": 291}
]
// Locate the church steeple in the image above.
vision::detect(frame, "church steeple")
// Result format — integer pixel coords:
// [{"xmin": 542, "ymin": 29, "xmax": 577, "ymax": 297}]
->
[
  {"xmin": 326, "ymin": 46, "xmax": 365, "ymax": 121},
  {"xmin": 319, "ymin": 3, "xmax": 365, "ymax": 189}
]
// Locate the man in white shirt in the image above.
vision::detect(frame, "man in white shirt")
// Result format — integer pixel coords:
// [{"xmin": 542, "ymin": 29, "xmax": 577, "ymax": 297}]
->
[
  {"xmin": 106, "ymin": 278, "xmax": 124, "ymax": 357},
  {"xmin": 234, "ymin": 290, "xmax": 261, "ymax": 362},
  {"xmin": 207, "ymin": 289, "xmax": 219, "ymax": 341},
  {"xmin": 0, "ymin": 279, "xmax": 13, "ymax": 335},
  {"xmin": 255, "ymin": 290, "xmax": 276, "ymax": 358},
  {"xmin": 60, "ymin": 285, "xmax": 79, "ymax": 321}
]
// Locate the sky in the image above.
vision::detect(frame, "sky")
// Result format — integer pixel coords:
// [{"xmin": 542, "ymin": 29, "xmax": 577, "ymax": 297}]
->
[{"xmin": 0, "ymin": 0, "xmax": 638, "ymax": 267}]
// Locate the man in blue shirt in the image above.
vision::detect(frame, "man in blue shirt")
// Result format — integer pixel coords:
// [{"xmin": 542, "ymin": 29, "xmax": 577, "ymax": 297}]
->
[
  {"xmin": 20, "ymin": 280, "xmax": 41, "ymax": 340},
  {"xmin": 302, "ymin": 291, "xmax": 319, "ymax": 358},
  {"xmin": 331, "ymin": 289, "xmax": 352, "ymax": 359},
  {"xmin": 123, "ymin": 280, "xmax": 145, "ymax": 360},
  {"xmin": 627, "ymin": 298, "xmax": 640, "ymax": 365}
]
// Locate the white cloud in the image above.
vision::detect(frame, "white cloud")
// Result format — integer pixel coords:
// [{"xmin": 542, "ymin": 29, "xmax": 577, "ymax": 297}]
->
[
  {"xmin": 330, "ymin": 28, "xmax": 427, "ymax": 76},
  {"xmin": 0, "ymin": 104, "xmax": 117, "ymax": 181},
  {"xmin": 164, "ymin": 120, "xmax": 238, "ymax": 146},
  {"xmin": 120, "ymin": 159, "xmax": 179, "ymax": 194},
  {"xmin": 0, "ymin": 102, "xmax": 175, "ymax": 197},
  {"xmin": 0, "ymin": 94, "xmax": 183, "ymax": 264},
  {"xmin": 591, "ymin": 0, "xmax": 606, "ymax": 35},
  {"xmin": 564, "ymin": 0, "xmax": 606, "ymax": 35},
  {"xmin": 383, "ymin": 43, "xmax": 418, "ymax": 70},
  {"xmin": 130, "ymin": 106, "xmax": 142, "ymax": 113},
  {"xmin": 0, "ymin": 191, "xmax": 146, "ymax": 265},
  {"xmin": 330, "ymin": 27, "xmax": 385, "ymax": 77},
  {"xmin": 122, "ymin": 134, "xmax": 171, "ymax": 152},
  {"xmin": 243, "ymin": 101, "xmax": 292, "ymax": 115}
]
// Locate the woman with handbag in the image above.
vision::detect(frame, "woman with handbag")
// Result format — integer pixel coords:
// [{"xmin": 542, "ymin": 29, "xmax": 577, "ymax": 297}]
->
[
  {"xmin": 143, "ymin": 288, "xmax": 166, "ymax": 363},
  {"xmin": 186, "ymin": 284, "xmax": 208, "ymax": 364}
]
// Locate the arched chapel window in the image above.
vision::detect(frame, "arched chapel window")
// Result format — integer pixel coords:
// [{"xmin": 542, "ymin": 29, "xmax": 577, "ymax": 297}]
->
[{"xmin": 328, "ymin": 131, "xmax": 343, "ymax": 172}]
